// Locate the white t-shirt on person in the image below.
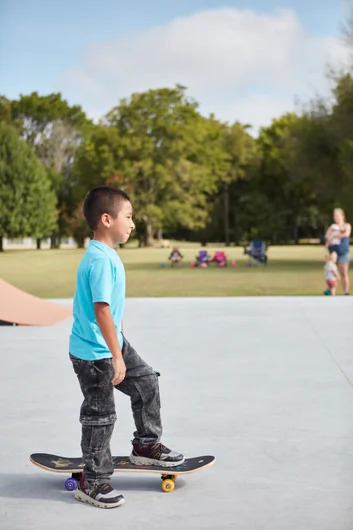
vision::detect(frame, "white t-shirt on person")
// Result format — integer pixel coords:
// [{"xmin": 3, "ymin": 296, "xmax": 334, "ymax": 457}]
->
[{"xmin": 324, "ymin": 261, "xmax": 338, "ymax": 281}]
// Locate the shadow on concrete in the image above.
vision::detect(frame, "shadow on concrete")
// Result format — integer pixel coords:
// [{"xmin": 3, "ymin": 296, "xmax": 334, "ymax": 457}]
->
[{"xmin": 0, "ymin": 474, "xmax": 186, "ymax": 502}]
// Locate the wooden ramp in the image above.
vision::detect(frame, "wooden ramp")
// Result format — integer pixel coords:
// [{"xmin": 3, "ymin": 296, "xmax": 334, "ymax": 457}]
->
[{"xmin": 0, "ymin": 279, "xmax": 72, "ymax": 326}]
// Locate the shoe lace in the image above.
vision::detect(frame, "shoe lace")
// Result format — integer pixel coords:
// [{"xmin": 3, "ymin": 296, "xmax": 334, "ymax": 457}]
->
[
  {"xmin": 97, "ymin": 483, "xmax": 113, "ymax": 494},
  {"xmin": 156, "ymin": 442, "xmax": 169, "ymax": 453}
]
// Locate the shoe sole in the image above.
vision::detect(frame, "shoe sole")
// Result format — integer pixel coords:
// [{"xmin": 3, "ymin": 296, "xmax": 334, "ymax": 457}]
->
[
  {"xmin": 129, "ymin": 453, "xmax": 185, "ymax": 467},
  {"xmin": 74, "ymin": 489, "xmax": 125, "ymax": 509}
]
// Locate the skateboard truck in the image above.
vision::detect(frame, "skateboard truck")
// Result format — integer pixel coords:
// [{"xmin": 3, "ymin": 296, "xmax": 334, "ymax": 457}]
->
[{"xmin": 64, "ymin": 471, "xmax": 178, "ymax": 493}]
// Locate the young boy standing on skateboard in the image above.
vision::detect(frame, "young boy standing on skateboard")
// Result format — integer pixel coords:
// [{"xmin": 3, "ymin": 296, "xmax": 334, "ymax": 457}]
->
[{"xmin": 69, "ymin": 186, "xmax": 184, "ymax": 508}]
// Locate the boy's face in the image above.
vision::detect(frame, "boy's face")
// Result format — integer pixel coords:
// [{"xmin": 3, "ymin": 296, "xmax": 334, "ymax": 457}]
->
[
  {"xmin": 114, "ymin": 200, "xmax": 135, "ymax": 243},
  {"xmin": 101, "ymin": 200, "xmax": 135, "ymax": 244}
]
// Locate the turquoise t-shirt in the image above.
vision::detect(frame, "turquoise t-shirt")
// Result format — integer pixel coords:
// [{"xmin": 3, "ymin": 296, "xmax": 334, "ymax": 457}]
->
[{"xmin": 69, "ymin": 240, "xmax": 125, "ymax": 361}]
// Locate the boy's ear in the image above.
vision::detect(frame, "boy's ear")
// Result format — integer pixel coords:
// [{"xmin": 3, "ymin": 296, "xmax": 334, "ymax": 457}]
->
[{"xmin": 101, "ymin": 213, "xmax": 111, "ymax": 227}]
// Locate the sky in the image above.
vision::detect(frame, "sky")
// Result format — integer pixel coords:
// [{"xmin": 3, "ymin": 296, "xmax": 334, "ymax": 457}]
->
[{"xmin": 1, "ymin": 0, "xmax": 352, "ymax": 132}]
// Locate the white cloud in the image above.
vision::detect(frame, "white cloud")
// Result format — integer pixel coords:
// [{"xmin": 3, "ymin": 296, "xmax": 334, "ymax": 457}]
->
[
  {"xmin": 60, "ymin": 8, "xmax": 350, "ymax": 131},
  {"xmin": 210, "ymin": 94, "xmax": 296, "ymax": 134}
]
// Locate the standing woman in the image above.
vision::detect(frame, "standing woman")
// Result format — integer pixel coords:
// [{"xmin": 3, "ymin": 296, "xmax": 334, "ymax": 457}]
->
[{"xmin": 325, "ymin": 208, "xmax": 351, "ymax": 295}]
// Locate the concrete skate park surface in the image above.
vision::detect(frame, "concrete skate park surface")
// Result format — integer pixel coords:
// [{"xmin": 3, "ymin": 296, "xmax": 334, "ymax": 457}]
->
[{"xmin": 1, "ymin": 297, "xmax": 353, "ymax": 530}]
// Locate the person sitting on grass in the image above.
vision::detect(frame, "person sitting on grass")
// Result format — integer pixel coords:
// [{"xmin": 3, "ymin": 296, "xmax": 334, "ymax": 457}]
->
[{"xmin": 168, "ymin": 247, "xmax": 183, "ymax": 267}]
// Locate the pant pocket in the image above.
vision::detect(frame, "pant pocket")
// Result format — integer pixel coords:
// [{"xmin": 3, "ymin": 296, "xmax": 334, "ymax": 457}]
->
[{"xmin": 82, "ymin": 424, "xmax": 114, "ymax": 452}]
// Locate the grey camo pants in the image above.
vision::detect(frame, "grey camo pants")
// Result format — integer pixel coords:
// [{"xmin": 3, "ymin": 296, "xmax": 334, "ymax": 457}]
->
[{"xmin": 70, "ymin": 336, "xmax": 162, "ymax": 486}]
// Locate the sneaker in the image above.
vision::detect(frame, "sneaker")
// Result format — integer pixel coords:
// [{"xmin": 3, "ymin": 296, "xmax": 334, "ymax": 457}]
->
[
  {"xmin": 74, "ymin": 476, "xmax": 125, "ymax": 509},
  {"xmin": 129, "ymin": 440, "xmax": 185, "ymax": 467}
]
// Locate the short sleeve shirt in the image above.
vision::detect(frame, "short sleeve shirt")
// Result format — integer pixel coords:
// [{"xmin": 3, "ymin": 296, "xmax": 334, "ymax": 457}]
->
[{"xmin": 69, "ymin": 240, "xmax": 125, "ymax": 360}]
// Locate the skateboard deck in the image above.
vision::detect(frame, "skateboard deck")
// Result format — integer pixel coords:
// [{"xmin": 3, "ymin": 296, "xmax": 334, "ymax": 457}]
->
[{"xmin": 30, "ymin": 453, "xmax": 216, "ymax": 493}]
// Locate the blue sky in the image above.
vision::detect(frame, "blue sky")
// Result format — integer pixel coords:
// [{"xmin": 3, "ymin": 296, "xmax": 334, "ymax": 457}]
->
[{"xmin": 0, "ymin": 0, "xmax": 350, "ymax": 131}]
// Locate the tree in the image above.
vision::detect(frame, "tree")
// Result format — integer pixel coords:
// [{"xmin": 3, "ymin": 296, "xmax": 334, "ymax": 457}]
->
[
  {"xmin": 256, "ymin": 113, "xmax": 322, "ymax": 243},
  {"xmin": 342, "ymin": 9, "xmax": 353, "ymax": 51},
  {"xmin": 330, "ymin": 73, "xmax": 353, "ymax": 219},
  {"xmin": 0, "ymin": 122, "xmax": 57, "ymax": 251},
  {"xmin": 9, "ymin": 92, "xmax": 91, "ymax": 248},
  {"xmin": 70, "ymin": 125, "xmax": 123, "ymax": 245},
  {"xmin": 10, "ymin": 92, "xmax": 88, "ymax": 145},
  {"xmin": 300, "ymin": 72, "xmax": 353, "ymax": 228},
  {"xmin": 105, "ymin": 86, "xmax": 220, "ymax": 245},
  {"xmin": 222, "ymin": 122, "xmax": 258, "ymax": 245},
  {"xmin": 0, "ymin": 96, "xmax": 12, "ymax": 123}
]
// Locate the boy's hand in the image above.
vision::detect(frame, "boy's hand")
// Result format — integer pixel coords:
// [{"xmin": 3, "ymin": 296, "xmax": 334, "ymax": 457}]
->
[{"xmin": 112, "ymin": 357, "xmax": 126, "ymax": 385}]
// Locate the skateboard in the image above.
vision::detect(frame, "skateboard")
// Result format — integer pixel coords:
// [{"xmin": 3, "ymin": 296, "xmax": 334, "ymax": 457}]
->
[{"xmin": 30, "ymin": 453, "xmax": 216, "ymax": 493}]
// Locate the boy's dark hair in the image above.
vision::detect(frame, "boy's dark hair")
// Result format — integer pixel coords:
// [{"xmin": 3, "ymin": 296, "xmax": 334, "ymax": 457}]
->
[{"xmin": 83, "ymin": 186, "xmax": 131, "ymax": 231}]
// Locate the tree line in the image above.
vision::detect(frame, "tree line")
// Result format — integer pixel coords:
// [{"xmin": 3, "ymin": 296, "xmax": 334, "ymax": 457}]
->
[{"xmin": 0, "ymin": 58, "xmax": 352, "ymax": 251}]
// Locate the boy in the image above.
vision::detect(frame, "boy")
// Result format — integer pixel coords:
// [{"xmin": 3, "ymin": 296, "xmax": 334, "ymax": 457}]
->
[{"xmin": 69, "ymin": 186, "xmax": 184, "ymax": 509}]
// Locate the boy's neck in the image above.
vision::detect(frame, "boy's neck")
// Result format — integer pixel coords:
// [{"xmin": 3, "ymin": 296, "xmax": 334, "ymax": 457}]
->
[{"xmin": 92, "ymin": 232, "xmax": 115, "ymax": 249}]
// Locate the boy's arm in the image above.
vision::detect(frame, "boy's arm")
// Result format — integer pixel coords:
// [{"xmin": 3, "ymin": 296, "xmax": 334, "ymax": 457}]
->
[
  {"xmin": 89, "ymin": 257, "xmax": 126, "ymax": 385},
  {"xmin": 94, "ymin": 302, "xmax": 126, "ymax": 385}
]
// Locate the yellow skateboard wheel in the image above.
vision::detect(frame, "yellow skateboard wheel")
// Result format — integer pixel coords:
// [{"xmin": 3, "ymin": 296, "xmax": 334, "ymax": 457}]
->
[{"xmin": 161, "ymin": 479, "xmax": 175, "ymax": 493}]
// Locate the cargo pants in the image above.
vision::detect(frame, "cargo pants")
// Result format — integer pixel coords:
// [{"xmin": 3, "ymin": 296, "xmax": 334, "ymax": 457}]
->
[{"xmin": 70, "ymin": 336, "xmax": 162, "ymax": 487}]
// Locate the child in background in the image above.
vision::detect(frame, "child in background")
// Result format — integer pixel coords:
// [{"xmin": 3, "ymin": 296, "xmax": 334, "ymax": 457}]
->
[
  {"xmin": 168, "ymin": 247, "xmax": 183, "ymax": 267},
  {"xmin": 324, "ymin": 251, "xmax": 339, "ymax": 296}
]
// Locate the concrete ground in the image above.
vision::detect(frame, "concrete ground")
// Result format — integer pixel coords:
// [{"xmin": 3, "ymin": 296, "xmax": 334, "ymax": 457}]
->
[{"xmin": 1, "ymin": 297, "xmax": 353, "ymax": 530}]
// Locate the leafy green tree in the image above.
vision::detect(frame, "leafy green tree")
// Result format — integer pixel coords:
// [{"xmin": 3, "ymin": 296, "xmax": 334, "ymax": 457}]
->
[
  {"xmin": 0, "ymin": 122, "xmax": 57, "ymax": 251},
  {"xmin": 70, "ymin": 125, "xmax": 123, "ymax": 245},
  {"xmin": 330, "ymin": 73, "xmax": 353, "ymax": 220},
  {"xmin": 0, "ymin": 96, "xmax": 12, "ymax": 123},
  {"xmin": 72, "ymin": 86, "xmax": 222, "ymax": 246},
  {"xmin": 256, "ymin": 113, "xmax": 323, "ymax": 242},
  {"xmin": 105, "ymin": 86, "xmax": 220, "ymax": 245},
  {"xmin": 9, "ymin": 92, "xmax": 91, "ymax": 247},
  {"xmin": 221, "ymin": 122, "xmax": 259, "ymax": 245}
]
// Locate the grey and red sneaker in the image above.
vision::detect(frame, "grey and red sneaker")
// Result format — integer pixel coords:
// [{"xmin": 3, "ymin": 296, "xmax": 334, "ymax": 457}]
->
[
  {"xmin": 74, "ymin": 476, "xmax": 125, "ymax": 509},
  {"xmin": 129, "ymin": 440, "xmax": 185, "ymax": 467}
]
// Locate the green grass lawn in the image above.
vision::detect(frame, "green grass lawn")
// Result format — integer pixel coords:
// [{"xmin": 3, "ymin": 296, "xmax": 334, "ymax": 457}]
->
[{"xmin": 0, "ymin": 245, "xmax": 351, "ymax": 298}]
